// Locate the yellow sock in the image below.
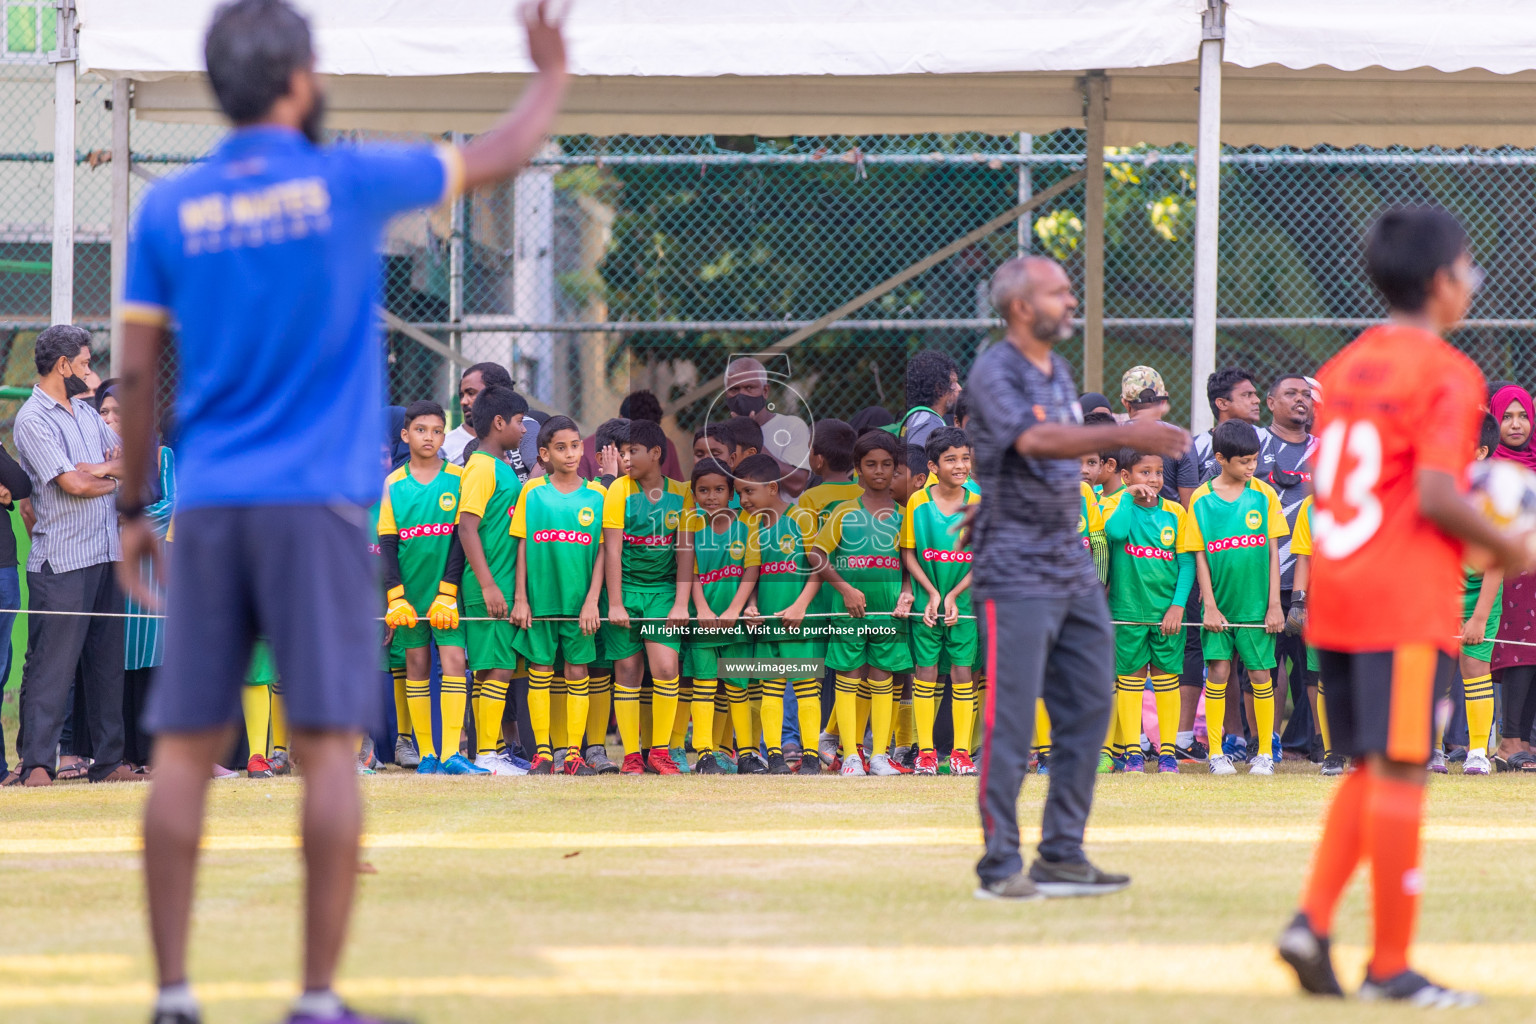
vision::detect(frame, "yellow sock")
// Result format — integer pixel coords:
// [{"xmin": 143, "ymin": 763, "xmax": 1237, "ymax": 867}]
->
[
  {"xmin": 691, "ymin": 677, "xmax": 718, "ymax": 754},
  {"xmin": 1204, "ymin": 680, "xmax": 1226, "ymax": 756},
  {"xmin": 392, "ymin": 669, "xmax": 410, "ymax": 740},
  {"xmin": 650, "ymin": 677, "xmax": 680, "ymax": 748},
  {"xmin": 1033, "ymin": 696, "xmax": 1051, "ymax": 758},
  {"xmin": 793, "ymin": 678, "xmax": 821, "ymax": 756},
  {"xmin": 1315, "ymin": 683, "xmax": 1332, "ymax": 756},
  {"xmin": 760, "ymin": 680, "xmax": 787, "ymax": 756},
  {"xmin": 855, "ymin": 677, "xmax": 872, "ymax": 750},
  {"xmin": 1465, "ymin": 674, "xmax": 1495, "ymax": 756},
  {"xmin": 586, "ymin": 672, "xmax": 612, "ymax": 752},
  {"xmin": 639, "ymin": 679, "xmax": 653, "ymax": 751},
  {"xmin": 1152, "ymin": 673, "xmax": 1180, "ymax": 758},
  {"xmin": 728, "ymin": 684, "xmax": 753, "ymax": 752},
  {"xmin": 1100, "ymin": 691, "xmax": 1120, "ymax": 760},
  {"xmin": 405, "ymin": 678, "xmax": 434, "ymax": 759},
  {"xmin": 439, "ymin": 675, "xmax": 469, "ymax": 762},
  {"xmin": 1116, "ymin": 675, "xmax": 1144, "ymax": 761},
  {"xmin": 527, "ymin": 667, "xmax": 555, "ymax": 759},
  {"xmin": 565, "ymin": 675, "xmax": 590, "ymax": 752},
  {"xmin": 835, "ymin": 674, "xmax": 862, "ymax": 758},
  {"xmin": 913, "ymin": 677, "xmax": 940, "ymax": 753},
  {"xmin": 614, "ymin": 681, "xmax": 642, "ymax": 755},
  {"xmin": 868, "ymin": 674, "xmax": 896, "ymax": 756},
  {"xmin": 670, "ymin": 678, "xmax": 693, "ymax": 749},
  {"xmin": 971, "ymin": 678, "xmax": 987, "ymax": 753},
  {"xmin": 550, "ymin": 675, "xmax": 569, "ymax": 753},
  {"xmin": 951, "ymin": 678, "xmax": 976, "ymax": 755},
  {"xmin": 747, "ymin": 680, "xmax": 764, "ymax": 750},
  {"xmin": 895, "ymin": 698, "xmax": 915, "ymax": 750},
  {"xmin": 475, "ymin": 675, "xmax": 510, "ymax": 755},
  {"xmin": 270, "ymin": 680, "xmax": 289, "ymax": 753},
  {"xmin": 713, "ymin": 685, "xmax": 733, "ymax": 751},
  {"xmin": 241, "ymin": 685, "xmax": 270, "ymax": 759},
  {"xmin": 1252, "ymin": 677, "xmax": 1275, "ymax": 758}
]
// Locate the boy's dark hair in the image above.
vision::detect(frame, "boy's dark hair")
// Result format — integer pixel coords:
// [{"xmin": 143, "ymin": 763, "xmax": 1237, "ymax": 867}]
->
[
  {"xmin": 904, "ymin": 445, "xmax": 930, "ymax": 476},
  {"xmin": 853, "ymin": 429, "xmax": 902, "ymax": 464},
  {"xmin": 733, "ymin": 454, "xmax": 782, "ymax": 484},
  {"xmin": 811, "ymin": 419, "xmax": 857, "ymax": 474},
  {"xmin": 537, "ymin": 414, "xmax": 580, "ymax": 452},
  {"xmin": 1082, "ymin": 410, "xmax": 1115, "ymax": 427},
  {"xmin": 924, "ymin": 426, "xmax": 970, "ymax": 467},
  {"xmin": 906, "ymin": 349, "xmax": 959, "ymax": 408},
  {"xmin": 403, "ymin": 399, "xmax": 446, "ymax": 426},
  {"xmin": 1207, "ymin": 367, "xmax": 1256, "ymax": 417},
  {"xmin": 952, "ymin": 391, "xmax": 970, "ymax": 426},
  {"xmin": 1479, "ymin": 413, "xmax": 1501, "ymax": 453},
  {"xmin": 470, "ymin": 385, "xmax": 528, "ymax": 437},
  {"xmin": 721, "ymin": 416, "xmax": 764, "ymax": 454},
  {"xmin": 703, "ymin": 422, "xmax": 733, "ymax": 445},
  {"xmin": 464, "ymin": 361, "xmax": 514, "ymax": 390},
  {"xmin": 618, "ymin": 389, "xmax": 664, "ymax": 423},
  {"xmin": 1365, "ymin": 206, "xmax": 1469, "ymax": 313},
  {"xmin": 690, "ymin": 457, "xmax": 735, "ymax": 491},
  {"xmin": 1118, "ymin": 447, "xmax": 1160, "ymax": 474},
  {"xmin": 34, "ymin": 324, "xmax": 90, "ymax": 376},
  {"xmin": 204, "ymin": 0, "xmax": 314, "ymax": 125},
  {"xmin": 1212, "ymin": 419, "xmax": 1261, "ymax": 459},
  {"xmin": 1097, "ymin": 447, "xmax": 1120, "ymax": 470},
  {"xmin": 622, "ymin": 418, "xmax": 667, "ymax": 455},
  {"xmin": 594, "ymin": 417, "xmax": 630, "ymax": 453}
]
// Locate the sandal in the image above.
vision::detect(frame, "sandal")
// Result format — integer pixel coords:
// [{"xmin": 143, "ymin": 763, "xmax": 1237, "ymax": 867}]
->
[
  {"xmin": 1507, "ymin": 751, "xmax": 1536, "ymax": 772},
  {"xmin": 55, "ymin": 757, "xmax": 92, "ymax": 781}
]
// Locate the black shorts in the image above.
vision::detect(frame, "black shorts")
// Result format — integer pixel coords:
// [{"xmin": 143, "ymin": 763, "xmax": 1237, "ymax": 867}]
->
[
  {"xmin": 1316, "ymin": 645, "xmax": 1456, "ymax": 765},
  {"xmin": 144, "ymin": 504, "xmax": 381, "ymax": 735}
]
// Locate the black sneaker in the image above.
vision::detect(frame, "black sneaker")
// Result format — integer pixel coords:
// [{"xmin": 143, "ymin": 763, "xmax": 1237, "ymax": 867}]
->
[
  {"xmin": 152, "ymin": 1012, "xmax": 202, "ymax": 1024},
  {"xmin": 1319, "ymin": 754, "xmax": 1347, "ymax": 777},
  {"xmin": 737, "ymin": 751, "xmax": 769, "ymax": 774},
  {"xmin": 1276, "ymin": 911, "xmax": 1344, "ymax": 997},
  {"xmin": 797, "ymin": 752, "xmax": 822, "ymax": 775},
  {"xmin": 1358, "ymin": 969, "xmax": 1479, "ymax": 1007},
  {"xmin": 1026, "ymin": 857, "xmax": 1130, "ymax": 898},
  {"xmin": 1175, "ymin": 740, "xmax": 1208, "ymax": 762},
  {"xmin": 765, "ymin": 751, "xmax": 792, "ymax": 775},
  {"xmin": 973, "ymin": 872, "xmax": 1042, "ymax": 901},
  {"xmin": 694, "ymin": 750, "xmax": 724, "ymax": 774}
]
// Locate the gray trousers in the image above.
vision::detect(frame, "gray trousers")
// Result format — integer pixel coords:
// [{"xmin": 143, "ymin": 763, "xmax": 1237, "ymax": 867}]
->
[
  {"xmin": 976, "ymin": 590, "xmax": 1113, "ymax": 883},
  {"xmin": 18, "ymin": 561, "xmax": 125, "ymax": 780}
]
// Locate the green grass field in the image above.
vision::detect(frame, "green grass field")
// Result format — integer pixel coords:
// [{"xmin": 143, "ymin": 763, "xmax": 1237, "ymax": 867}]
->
[{"xmin": 4, "ymin": 758, "xmax": 1536, "ymax": 1024}]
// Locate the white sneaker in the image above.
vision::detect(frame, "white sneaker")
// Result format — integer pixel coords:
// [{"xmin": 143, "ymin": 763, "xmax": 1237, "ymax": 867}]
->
[
  {"xmin": 1464, "ymin": 750, "xmax": 1492, "ymax": 776},
  {"xmin": 212, "ymin": 763, "xmax": 239, "ymax": 780},
  {"xmin": 840, "ymin": 751, "xmax": 867, "ymax": 776},
  {"xmin": 1248, "ymin": 753, "xmax": 1274, "ymax": 775},
  {"xmin": 1429, "ymin": 749, "xmax": 1448, "ymax": 774},
  {"xmin": 868, "ymin": 753, "xmax": 902, "ymax": 776},
  {"xmin": 1209, "ymin": 753, "xmax": 1237, "ymax": 776},
  {"xmin": 475, "ymin": 752, "xmax": 528, "ymax": 776},
  {"xmin": 819, "ymin": 731, "xmax": 840, "ymax": 767}
]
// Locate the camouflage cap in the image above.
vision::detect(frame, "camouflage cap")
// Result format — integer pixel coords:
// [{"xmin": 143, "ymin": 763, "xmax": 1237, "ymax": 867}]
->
[{"xmin": 1120, "ymin": 365, "xmax": 1168, "ymax": 407}]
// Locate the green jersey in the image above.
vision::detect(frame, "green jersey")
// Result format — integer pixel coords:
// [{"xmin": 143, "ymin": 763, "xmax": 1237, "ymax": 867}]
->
[
  {"xmin": 685, "ymin": 509, "xmax": 758, "ymax": 620},
  {"xmin": 458, "ymin": 450, "xmax": 523, "ymax": 609},
  {"xmin": 746, "ymin": 505, "xmax": 819, "ymax": 616},
  {"xmin": 603, "ymin": 475, "xmax": 688, "ymax": 593},
  {"xmin": 813, "ymin": 497, "xmax": 904, "ymax": 614},
  {"xmin": 1179, "ymin": 478, "xmax": 1288, "ymax": 623},
  {"xmin": 511, "ymin": 476, "xmax": 606, "ymax": 616},
  {"xmin": 378, "ymin": 462, "xmax": 463, "ymax": 609},
  {"xmin": 900, "ymin": 485, "xmax": 979, "ymax": 616},
  {"xmin": 1102, "ymin": 490, "xmax": 1194, "ymax": 622}
]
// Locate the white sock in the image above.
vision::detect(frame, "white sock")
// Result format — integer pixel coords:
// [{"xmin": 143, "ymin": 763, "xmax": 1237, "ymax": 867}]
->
[
  {"xmin": 292, "ymin": 989, "xmax": 345, "ymax": 1020},
  {"xmin": 1176, "ymin": 730, "xmax": 1195, "ymax": 747},
  {"xmin": 155, "ymin": 983, "xmax": 198, "ymax": 1016}
]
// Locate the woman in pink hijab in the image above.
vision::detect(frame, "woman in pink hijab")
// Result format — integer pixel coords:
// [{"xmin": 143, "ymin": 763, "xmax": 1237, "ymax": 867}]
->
[{"xmin": 1489, "ymin": 383, "xmax": 1536, "ymax": 769}]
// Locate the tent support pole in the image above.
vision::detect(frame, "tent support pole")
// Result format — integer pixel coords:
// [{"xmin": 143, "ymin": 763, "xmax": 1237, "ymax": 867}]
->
[
  {"xmin": 1191, "ymin": 1, "xmax": 1225, "ymax": 433},
  {"xmin": 109, "ymin": 78, "xmax": 130, "ymax": 375},
  {"xmin": 51, "ymin": 0, "xmax": 77, "ymax": 328},
  {"xmin": 1082, "ymin": 70, "xmax": 1106, "ymax": 395}
]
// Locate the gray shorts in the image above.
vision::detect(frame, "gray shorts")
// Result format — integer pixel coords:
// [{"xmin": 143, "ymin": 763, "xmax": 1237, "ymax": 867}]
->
[{"xmin": 144, "ymin": 504, "xmax": 381, "ymax": 735}]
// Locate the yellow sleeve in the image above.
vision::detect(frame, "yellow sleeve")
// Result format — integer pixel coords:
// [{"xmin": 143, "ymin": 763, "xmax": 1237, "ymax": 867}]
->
[
  {"xmin": 1260, "ymin": 481, "xmax": 1290, "ymax": 539},
  {"xmin": 813, "ymin": 503, "xmax": 847, "ymax": 554},
  {"xmin": 602, "ymin": 476, "xmax": 629, "ymax": 529},
  {"xmin": 377, "ymin": 484, "xmax": 397, "ymax": 536},
  {"xmin": 680, "ymin": 508, "xmax": 707, "ymax": 535},
  {"xmin": 1176, "ymin": 495, "xmax": 1205, "ymax": 553},
  {"xmin": 458, "ymin": 454, "xmax": 494, "ymax": 518},
  {"xmin": 792, "ymin": 507, "xmax": 818, "ymax": 550},
  {"xmin": 509, "ymin": 480, "xmax": 534, "ymax": 538},
  {"xmin": 1291, "ymin": 497, "xmax": 1313, "ymax": 557},
  {"xmin": 1083, "ymin": 483, "xmax": 1106, "ymax": 534},
  {"xmin": 743, "ymin": 531, "xmax": 761, "ymax": 569},
  {"xmin": 900, "ymin": 492, "xmax": 925, "ymax": 549}
]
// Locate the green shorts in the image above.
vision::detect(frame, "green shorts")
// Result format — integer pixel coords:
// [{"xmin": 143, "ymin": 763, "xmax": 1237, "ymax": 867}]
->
[
  {"xmin": 1461, "ymin": 583, "xmax": 1504, "ymax": 663},
  {"xmin": 826, "ymin": 615, "xmax": 913, "ymax": 674},
  {"xmin": 246, "ymin": 639, "xmax": 275, "ymax": 687},
  {"xmin": 1306, "ymin": 645, "xmax": 1319, "ymax": 674},
  {"xmin": 513, "ymin": 618, "xmax": 597, "ymax": 667},
  {"xmin": 1201, "ymin": 625, "xmax": 1277, "ymax": 670},
  {"xmin": 464, "ymin": 606, "xmax": 521, "ymax": 672},
  {"xmin": 395, "ymin": 619, "xmax": 465, "ymax": 651},
  {"xmin": 382, "ymin": 628, "xmax": 406, "ymax": 672},
  {"xmin": 910, "ymin": 618, "xmax": 978, "ymax": 671},
  {"xmin": 684, "ymin": 640, "xmax": 756, "ymax": 689},
  {"xmin": 1115, "ymin": 624, "xmax": 1183, "ymax": 676},
  {"xmin": 601, "ymin": 589, "xmax": 682, "ymax": 660}
]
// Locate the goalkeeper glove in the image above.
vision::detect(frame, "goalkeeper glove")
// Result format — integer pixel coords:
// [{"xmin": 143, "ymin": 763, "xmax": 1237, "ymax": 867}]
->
[
  {"xmin": 428, "ymin": 582, "xmax": 460, "ymax": 630},
  {"xmin": 1284, "ymin": 591, "xmax": 1307, "ymax": 637},
  {"xmin": 385, "ymin": 586, "xmax": 417, "ymax": 629}
]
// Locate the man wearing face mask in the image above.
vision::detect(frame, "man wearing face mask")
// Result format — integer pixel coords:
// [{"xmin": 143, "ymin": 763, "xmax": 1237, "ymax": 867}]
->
[
  {"xmin": 724, "ymin": 357, "xmax": 812, "ymax": 467},
  {"xmin": 9, "ymin": 324, "xmax": 134, "ymax": 787}
]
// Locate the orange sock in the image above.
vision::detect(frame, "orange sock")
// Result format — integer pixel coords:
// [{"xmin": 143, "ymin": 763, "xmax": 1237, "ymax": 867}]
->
[
  {"xmin": 1366, "ymin": 772, "xmax": 1426, "ymax": 979},
  {"xmin": 1301, "ymin": 766, "xmax": 1369, "ymax": 936}
]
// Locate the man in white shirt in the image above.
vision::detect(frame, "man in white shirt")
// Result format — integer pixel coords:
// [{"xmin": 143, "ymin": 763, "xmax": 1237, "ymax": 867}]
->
[{"xmin": 724, "ymin": 356, "xmax": 811, "ymax": 467}]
